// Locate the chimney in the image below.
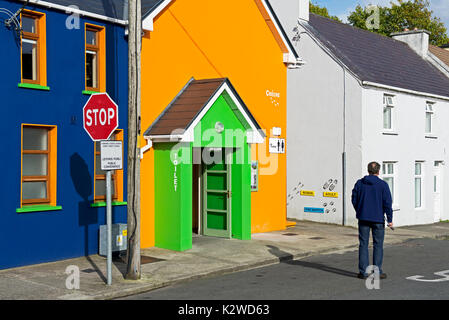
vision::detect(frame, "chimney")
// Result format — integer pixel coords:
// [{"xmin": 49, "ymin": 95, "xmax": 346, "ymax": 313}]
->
[
  {"xmin": 391, "ymin": 29, "xmax": 430, "ymax": 58},
  {"xmin": 299, "ymin": 0, "xmax": 309, "ymax": 22}
]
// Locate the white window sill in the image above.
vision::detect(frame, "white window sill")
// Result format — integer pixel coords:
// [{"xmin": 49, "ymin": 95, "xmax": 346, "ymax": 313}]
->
[
  {"xmin": 382, "ymin": 131, "xmax": 398, "ymax": 136},
  {"xmin": 425, "ymin": 134, "xmax": 437, "ymax": 139}
]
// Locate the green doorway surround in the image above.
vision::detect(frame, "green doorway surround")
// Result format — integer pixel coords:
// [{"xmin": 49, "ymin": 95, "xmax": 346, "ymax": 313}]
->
[{"xmin": 144, "ymin": 78, "xmax": 264, "ymax": 251}]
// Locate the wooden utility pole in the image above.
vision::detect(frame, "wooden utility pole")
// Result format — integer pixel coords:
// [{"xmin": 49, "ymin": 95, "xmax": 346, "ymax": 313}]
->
[{"xmin": 125, "ymin": 0, "xmax": 142, "ymax": 280}]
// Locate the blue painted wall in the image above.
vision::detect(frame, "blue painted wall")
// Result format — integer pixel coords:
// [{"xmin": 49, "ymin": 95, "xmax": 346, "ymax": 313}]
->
[{"xmin": 0, "ymin": 0, "xmax": 128, "ymax": 269}]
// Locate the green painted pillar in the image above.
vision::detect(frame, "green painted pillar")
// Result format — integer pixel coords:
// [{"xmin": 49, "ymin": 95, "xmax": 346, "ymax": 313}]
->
[
  {"xmin": 154, "ymin": 142, "xmax": 192, "ymax": 251},
  {"xmin": 231, "ymin": 144, "xmax": 251, "ymax": 240}
]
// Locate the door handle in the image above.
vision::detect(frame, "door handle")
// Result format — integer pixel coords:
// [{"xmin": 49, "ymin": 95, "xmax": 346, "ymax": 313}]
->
[{"xmin": 227, "ymin": 191, "xmax": 232, "ymax": 198}]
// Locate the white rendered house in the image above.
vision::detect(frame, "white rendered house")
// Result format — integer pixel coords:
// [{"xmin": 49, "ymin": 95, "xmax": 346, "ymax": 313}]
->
[{"xmin": 270, "ymin": 0, "xmax": 449, "ymax": 227}]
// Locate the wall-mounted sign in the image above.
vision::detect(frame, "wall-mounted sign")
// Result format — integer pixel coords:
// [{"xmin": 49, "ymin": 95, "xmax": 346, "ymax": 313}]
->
[
  {"xmin": 272, "ymin": 127, "xmax": 282, "ymax": 136},
  {"xmin": 100, "ymin": 141, "xmax": 123, "ymax": 170},
  {"xmin": 323, "ymin": 192, "xmax": 339, "ymax": 198},
  {"xmin": 304, "ymin": 207, "xmax": 324, "ymax": 213},
  {"xmin": 266, "ymin": 90, "xmax": 280, "ymax": 107},
  {"xmin": 300, "ymin": 190, "xmax": 315, "ymax": 196},
  {"xmin": 251, "ymin": 161, "xmax": 259, "ymax": 192},
  {"xmin": 269, "ymin": 138, "xmax": 285, "ymax": 154}
]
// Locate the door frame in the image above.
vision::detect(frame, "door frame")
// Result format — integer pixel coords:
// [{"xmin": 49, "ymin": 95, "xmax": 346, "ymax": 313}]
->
[
  {"xmin": 433, "ymin": 161, "xmax": 443, "ymax": 222},
  {"xmin": 201, "ymin": 148, "xmax": 232, "ymax": 238}
]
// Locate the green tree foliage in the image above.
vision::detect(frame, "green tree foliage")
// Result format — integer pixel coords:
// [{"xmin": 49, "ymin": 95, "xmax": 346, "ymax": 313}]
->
[
  {"xmin": 347, "ymin": 0, "xmax": 449, "ymax": 46},
  {"xmin": 310, "ymin": 1, "xmax": 341, "ymax": 22}
]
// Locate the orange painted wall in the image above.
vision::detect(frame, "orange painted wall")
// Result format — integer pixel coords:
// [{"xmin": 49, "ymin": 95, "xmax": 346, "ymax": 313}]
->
[{"xmin": 140, "ymin": 0, "xmax": 287, "ymax": 248}]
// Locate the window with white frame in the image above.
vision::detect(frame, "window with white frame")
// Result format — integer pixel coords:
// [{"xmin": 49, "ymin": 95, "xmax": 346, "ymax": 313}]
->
[
  {"xmin": 382, "ymin": 162, "xmax": 396, "ymax": 203},
  {"xmin": 415, "ymin": 162, "xmax": 424, "ymax": 208},
  {"xmin": 425, "ymin": 102, "xmax": 434, "ymax": 134},
  {"xmin": 383, "ymin": 95, "xmax": 395, "ymax": 131}
]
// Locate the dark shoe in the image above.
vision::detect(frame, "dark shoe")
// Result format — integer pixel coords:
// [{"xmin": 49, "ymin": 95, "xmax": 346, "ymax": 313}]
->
[
  {"xmin": 357, "ymin": 273, "xmax": 368, "ymax": 279},
  {"xmin": 380, "ymin": 273, "xmax": 387, "ymax": 279}
]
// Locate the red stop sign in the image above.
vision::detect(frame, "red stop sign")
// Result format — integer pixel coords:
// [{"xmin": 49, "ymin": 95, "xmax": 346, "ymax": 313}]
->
[{"xmin": 83, "ymin": 93, "xmax": 119, "ymax": 141}]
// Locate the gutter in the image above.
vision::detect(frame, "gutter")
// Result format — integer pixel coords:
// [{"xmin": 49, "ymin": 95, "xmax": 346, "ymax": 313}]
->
[
  {"xmin": 426, "ymin": 52, "xmax": 449, "ymax": 78},
  {"xmin": 299, "ymin": 21, "xmax": 449, "ymax": 102},
  {"xmin": 362, "ymin": 81, "xmax": 449, "ymax": 102},
  {"xmin": 19, "ymin": 0, "xmax": 128, "ymax": 25}
]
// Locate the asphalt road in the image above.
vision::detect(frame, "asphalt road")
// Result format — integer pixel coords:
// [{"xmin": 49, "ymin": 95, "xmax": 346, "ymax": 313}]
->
[{"xmin": 121, "ymin": 238, "xmax": 449, "ymax": 300}]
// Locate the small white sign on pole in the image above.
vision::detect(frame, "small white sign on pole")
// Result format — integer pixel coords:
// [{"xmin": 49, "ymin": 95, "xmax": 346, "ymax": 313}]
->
[{"xmin": 100, "ymin": 141, "xmax": 123, "ymax": 170}]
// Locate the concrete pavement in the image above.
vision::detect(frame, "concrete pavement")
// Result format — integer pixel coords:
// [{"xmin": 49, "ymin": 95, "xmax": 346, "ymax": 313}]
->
[{"xmin": 1, "ymin": 220, "xmax": 449, "ymax": 300}]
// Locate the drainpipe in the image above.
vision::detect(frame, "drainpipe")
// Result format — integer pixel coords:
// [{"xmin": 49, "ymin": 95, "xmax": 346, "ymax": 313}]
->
[
  {"xmin": 140, "ymin": 138, "xmax": 152, "ymax": 159},
  {"xmin": 342, "ymin": 68, "xmax": 347, "ymax": 226}
]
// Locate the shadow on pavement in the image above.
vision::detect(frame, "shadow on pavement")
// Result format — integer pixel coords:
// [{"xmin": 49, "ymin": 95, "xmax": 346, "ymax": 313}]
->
[{"xmin": 266, "ymin": 245, "xmax": 358, "ymax": 278}]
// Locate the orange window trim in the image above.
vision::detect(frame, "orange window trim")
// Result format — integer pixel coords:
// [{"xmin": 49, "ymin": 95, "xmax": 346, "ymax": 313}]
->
[
  {"xmin": 85, "ymin": 23, "xmax": 106, "ymax": 93},
  {"xmin": 20, "ymin": 10, "xmax": 47, "ymax": 86},
  {"xmin": 21, "ymin": 124, "xmax": 57, "ymax": 207}
]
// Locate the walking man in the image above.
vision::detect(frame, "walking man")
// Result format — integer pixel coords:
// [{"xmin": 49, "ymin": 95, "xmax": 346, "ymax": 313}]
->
[{"xmin": 351, "ymin": 162, "xmax": 393, "ymax": 279}]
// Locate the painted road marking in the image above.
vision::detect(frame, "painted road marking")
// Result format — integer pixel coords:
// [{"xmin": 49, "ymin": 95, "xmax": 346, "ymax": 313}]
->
[{"xmin": 406, "ymin": 270, "xmax": 449, "ymax": 282}]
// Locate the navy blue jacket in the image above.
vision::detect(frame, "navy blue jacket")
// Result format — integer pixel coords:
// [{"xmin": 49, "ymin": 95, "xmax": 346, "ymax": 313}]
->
[{"xmin": 351, "ymin": 175, "xmax": 393, "ymax": 223}]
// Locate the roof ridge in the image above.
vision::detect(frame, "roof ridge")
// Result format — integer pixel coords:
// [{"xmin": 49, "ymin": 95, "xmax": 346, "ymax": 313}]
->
[{"xmin": 305, "ymin": 13, "xmax": 449, "ymax": 98}]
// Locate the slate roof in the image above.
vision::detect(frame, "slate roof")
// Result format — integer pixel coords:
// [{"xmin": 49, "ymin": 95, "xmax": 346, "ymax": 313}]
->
[
  {"xmin": 430, "ymin": 45, "xmax": 449, "ymax": 67},
  {"xmin": 144, "ymin": 78, "xmax": 263, "ymax": 137},
  {"xmin": 28, "ymin": 0, "xmax": 160, "ymax": 21},
  {"xmin": 302, "ymin": 13, "xmax": 449, "ymax": 98}
]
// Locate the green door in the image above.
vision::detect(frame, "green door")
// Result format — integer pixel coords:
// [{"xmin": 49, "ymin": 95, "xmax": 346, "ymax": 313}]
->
[{"xmin": 202, "ymin": 148, "xmax": 231, "ymax": 238}]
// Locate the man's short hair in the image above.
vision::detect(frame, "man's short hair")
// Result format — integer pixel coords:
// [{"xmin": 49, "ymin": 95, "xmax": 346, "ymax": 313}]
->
[{"xmin": 368, "ymin": 162, "xmax": 380, "ymax": 175}]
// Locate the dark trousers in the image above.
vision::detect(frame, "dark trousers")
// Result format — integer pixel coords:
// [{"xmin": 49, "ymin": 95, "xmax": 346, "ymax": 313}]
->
[{"xmin": 358, "ymin": 220, "xmax": 385, "ymax": 275}]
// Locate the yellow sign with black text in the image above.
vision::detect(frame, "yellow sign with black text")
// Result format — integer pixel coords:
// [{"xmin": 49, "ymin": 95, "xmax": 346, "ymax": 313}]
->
[
  {"xmin": 323, "ymin": 192, "xmax": 339, "ymax": 198},
  {"xmin": 300, "ymin": 190, "xmax": 315, "ymax": 197}
]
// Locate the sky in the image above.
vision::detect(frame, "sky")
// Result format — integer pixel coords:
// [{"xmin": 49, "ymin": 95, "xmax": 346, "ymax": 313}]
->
[{"xmin": 313, "ymin": 0, "xmax": 449, "ymax": 28}]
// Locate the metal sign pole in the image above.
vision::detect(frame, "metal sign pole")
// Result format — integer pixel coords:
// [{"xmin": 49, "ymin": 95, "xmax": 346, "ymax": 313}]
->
[{"xmin": 106, "ymin": 169, "xmax": 112, "ymax": 286}]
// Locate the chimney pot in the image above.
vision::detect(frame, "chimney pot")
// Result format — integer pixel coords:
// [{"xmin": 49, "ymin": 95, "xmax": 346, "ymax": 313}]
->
[{"xmin": 299, "ymin": 0, "xmax": 309, "ymax": 22}]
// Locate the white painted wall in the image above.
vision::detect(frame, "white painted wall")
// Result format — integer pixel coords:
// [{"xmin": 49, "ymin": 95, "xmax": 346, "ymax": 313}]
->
[
  {"xmin": 270, "ymin": 0, "xmax": 449, "ymax": 227},
  {"xmin": 283, "ymin": 22, "xmax": 364, "ymax": 226},
  {"xmin": 361, "ymin": 87, "xmax": 449, "ymax": 226}
]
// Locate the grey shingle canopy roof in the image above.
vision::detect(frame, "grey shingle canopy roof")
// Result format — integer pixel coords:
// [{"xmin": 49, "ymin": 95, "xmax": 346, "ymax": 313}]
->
[
  {"xmin": 28, "ymin": 0, "xmax": 160, "ymax": 20},
  {"xmin": 303, "ymin": 13, "xmax": 449, "ymax": 98}
]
